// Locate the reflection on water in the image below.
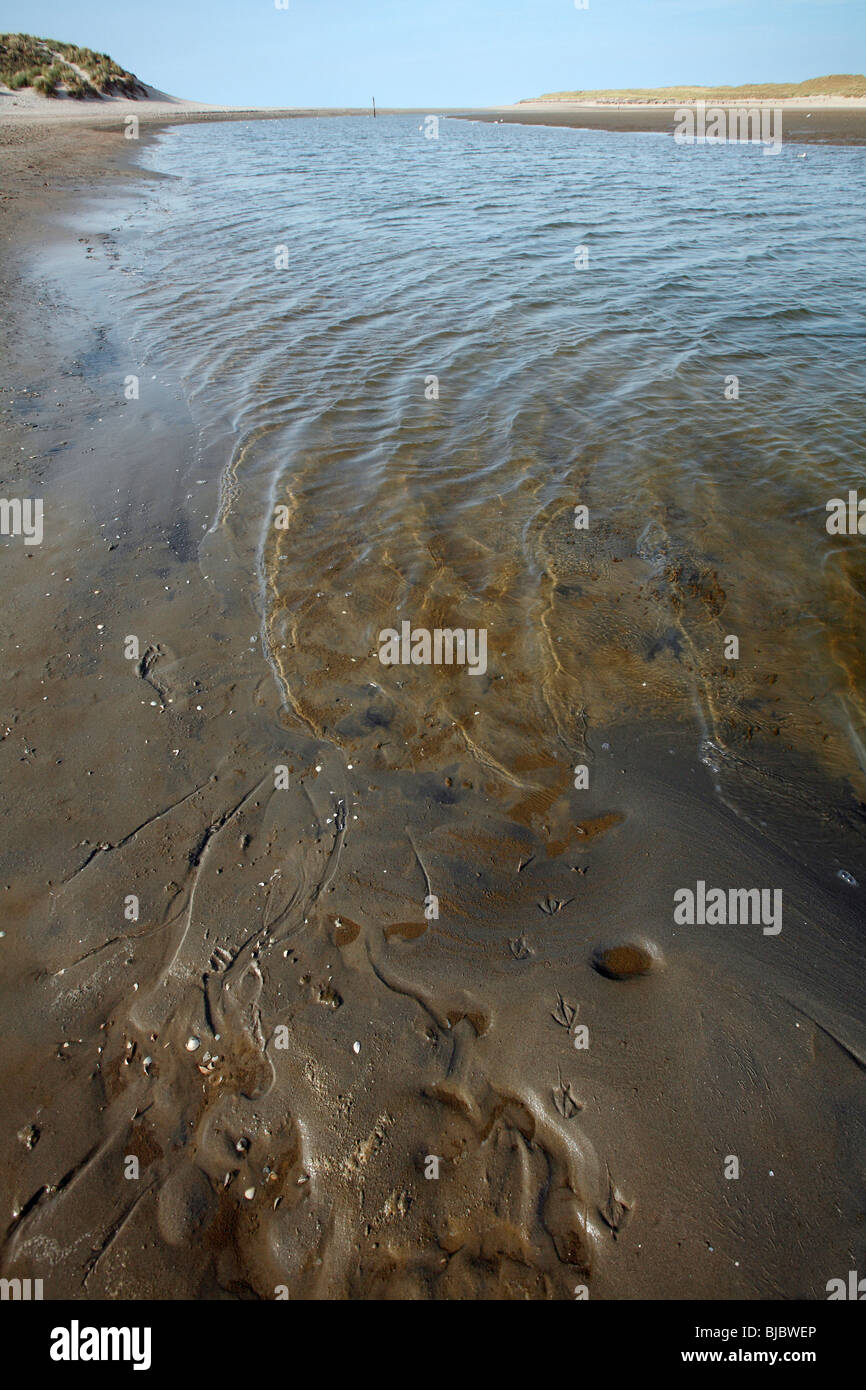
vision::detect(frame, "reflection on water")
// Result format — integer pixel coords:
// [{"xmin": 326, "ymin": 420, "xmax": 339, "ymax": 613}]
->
[{"xmin": 118, "ymin": 115, "xmax": 866, "ymax": 823}]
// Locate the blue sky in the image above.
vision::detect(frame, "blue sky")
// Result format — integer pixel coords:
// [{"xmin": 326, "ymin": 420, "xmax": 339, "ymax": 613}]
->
[{"xmin": 3, "ymin": 0, "xmax": 863, "ymax": 106}]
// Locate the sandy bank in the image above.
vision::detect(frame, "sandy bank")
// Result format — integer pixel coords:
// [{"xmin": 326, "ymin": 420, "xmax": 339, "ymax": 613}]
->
[{"xmin": 459, "ymin": 101, "xmax": 866, "ymax": 145}]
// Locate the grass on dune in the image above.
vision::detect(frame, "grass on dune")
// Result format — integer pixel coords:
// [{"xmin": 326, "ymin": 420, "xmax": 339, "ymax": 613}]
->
[{"xmin": 0, "ymin": 32, "xmax": 146, "ymax": 99}]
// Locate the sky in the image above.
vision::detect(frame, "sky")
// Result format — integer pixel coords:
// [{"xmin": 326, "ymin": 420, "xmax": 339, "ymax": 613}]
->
[{"xmin": 3, "ymin": 0, "xmax": 863, "ymax": 107}]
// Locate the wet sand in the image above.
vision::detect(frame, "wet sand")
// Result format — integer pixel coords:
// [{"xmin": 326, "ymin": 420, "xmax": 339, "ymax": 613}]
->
[
  {"xmin": 0, "ymin": 116, "xmax": 864, "ymax": 1301},
  {"xmin": 456, "ymin": 103, "xmax": 866, "ymax": 146}
]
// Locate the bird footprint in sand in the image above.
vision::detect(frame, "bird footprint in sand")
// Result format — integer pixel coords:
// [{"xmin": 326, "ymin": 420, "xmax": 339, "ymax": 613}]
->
[
  {"xmin": 552, "ymin": 992, "xmax": 578, "ymax": 1030},
  {"xmin": 553, "ymin": 1069, "xmax": 583, "ymax": 1119},
  {"xmin": 509, "ymin": 933, "xmax": 532, "ymax": 960},
  {"xmin": 538, "ymin": 895, "xmax": 573, "ymax": 916},
  {"xmin": 600, "ymin": 1168, "xmax": 633, "ymax": 1239}
]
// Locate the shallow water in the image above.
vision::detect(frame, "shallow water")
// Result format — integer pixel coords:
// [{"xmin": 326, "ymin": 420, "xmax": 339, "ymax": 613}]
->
[{"xmin": 106, "ymin": 115, "xmax": 866, "ymax": 834}]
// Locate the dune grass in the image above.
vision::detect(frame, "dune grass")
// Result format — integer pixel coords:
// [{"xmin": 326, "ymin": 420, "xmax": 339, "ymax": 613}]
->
[{"xmin": 0, "ymin": 33, "xmax": 145, "ymax": 99}]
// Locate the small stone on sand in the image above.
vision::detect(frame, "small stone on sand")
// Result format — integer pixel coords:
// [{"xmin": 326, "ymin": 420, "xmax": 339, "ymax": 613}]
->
[{"xmin": 592, "ymin": 944, "xmax": 656, "ymax": 980}]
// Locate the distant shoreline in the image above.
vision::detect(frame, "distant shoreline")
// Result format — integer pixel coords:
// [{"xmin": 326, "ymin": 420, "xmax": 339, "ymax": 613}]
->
[
  {"xmin": 517, "ymin": 95, "xmax": 866, "ymax": 109},
  {"xmin": 455, "ymin": 103, "xmax": 866, "ymax": 146},
  {"xmin": 2, "ymin": 91, "xmax": 866, "ymax": 148}
]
